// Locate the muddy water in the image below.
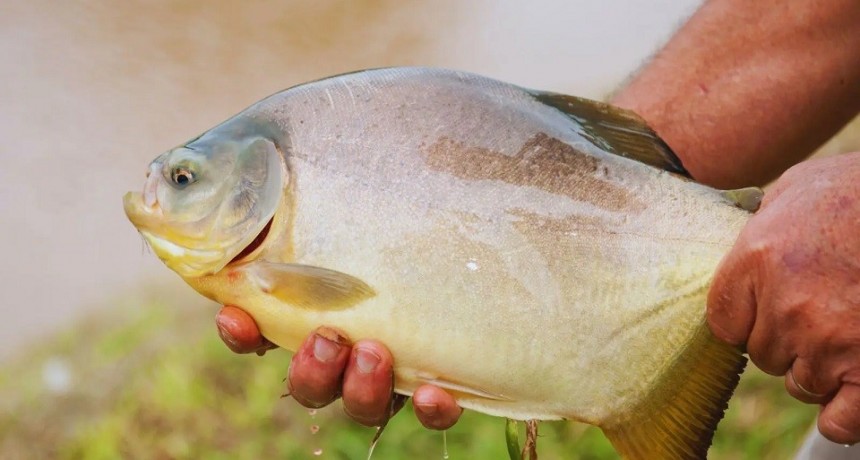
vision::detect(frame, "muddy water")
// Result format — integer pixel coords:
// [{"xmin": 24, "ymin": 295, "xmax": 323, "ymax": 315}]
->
[{"xmin": 0, "ymin": 0, "xmax": 712, "ymax": 360}]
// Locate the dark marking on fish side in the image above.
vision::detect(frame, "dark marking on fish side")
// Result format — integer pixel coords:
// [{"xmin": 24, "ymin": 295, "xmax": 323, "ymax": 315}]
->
[
  {"xmin": 424, "ymin": 133, "xmax": 644, "ymax": 212},
  {"xmin": 508, "ymin": 208, "xmax": 608, "ymax": 234}
]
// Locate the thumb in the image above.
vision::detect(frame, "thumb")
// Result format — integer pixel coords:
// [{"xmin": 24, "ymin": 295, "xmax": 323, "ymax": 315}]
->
[{"xmin": 707, "ymin": 243, "xmax": 757, "ymax": 347}]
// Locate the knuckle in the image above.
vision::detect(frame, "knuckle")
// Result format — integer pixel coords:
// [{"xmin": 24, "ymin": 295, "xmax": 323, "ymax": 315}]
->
[
  {"xmin": 748, "ymin": 355, "xmax": 781, "ymax": 376},
  {"xmin": 706, "ymin": 312, "xmax": 743, "ymax": 346},
  {"xmin": 775, "ymin": 162, "xmax": 808, "ymax": 187}
]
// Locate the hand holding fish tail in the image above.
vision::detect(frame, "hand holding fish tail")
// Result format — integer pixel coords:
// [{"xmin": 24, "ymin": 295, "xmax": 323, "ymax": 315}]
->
[
  {"xmin": 215, "ymin": 306, "xmax": 462, "ymax": 429},
  {"xmin": 707, "ymin": 153, "xmax": 860, "ymax": 445}
]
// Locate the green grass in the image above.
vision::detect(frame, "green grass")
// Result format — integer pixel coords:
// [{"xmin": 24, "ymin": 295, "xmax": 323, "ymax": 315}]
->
[{"xmin": 0, "ymin": 300, "xmax": 816, "ymax": 459}]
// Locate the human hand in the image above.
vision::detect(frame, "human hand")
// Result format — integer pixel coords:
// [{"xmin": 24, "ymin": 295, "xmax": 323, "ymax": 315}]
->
[
  {"xmin": 707, "ymin": 152, "xmax": 860, "ymax": 444},
  {"xmin": 214, "ymin": 305, "xmax": 462, "ymax": 429}
]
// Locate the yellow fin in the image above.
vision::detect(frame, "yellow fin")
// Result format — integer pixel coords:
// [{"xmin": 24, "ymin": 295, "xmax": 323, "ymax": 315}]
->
[
  {"xmin": 721, "ymin": 187, "xmax": 763, "ymax": 212},
  {"xmin": 244, "ymin": 261, "xmax": 375, "ymax": 309},
  {"xmin": 602, "ymin": 327, "xmax": 747, "ymax": 460},
  {"xmin": 531, "ymin": 91, "xmax": 690, "ymax": 177}
]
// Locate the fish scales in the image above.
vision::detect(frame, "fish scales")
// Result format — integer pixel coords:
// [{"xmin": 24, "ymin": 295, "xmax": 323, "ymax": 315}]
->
[{"xmin": 124, "ymin": 67, "xmax": 759, "ymax": 459}]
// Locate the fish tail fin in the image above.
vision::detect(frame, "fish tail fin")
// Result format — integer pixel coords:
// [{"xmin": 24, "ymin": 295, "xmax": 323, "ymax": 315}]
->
[{"xmin": 602, "ymin": 327, "xmax": 747, "ymax": 459}]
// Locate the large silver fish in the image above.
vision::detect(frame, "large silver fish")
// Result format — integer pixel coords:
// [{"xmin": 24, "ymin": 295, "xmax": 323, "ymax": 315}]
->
[{"xmin": 123, "ymin": 67, "xmax": 761, "ymax": 459}]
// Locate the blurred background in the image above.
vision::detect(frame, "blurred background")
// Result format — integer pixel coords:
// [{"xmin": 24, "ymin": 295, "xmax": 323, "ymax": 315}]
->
[{"xmin": 1, "ymin": 0, "xmax": 857, "ymax": 458}]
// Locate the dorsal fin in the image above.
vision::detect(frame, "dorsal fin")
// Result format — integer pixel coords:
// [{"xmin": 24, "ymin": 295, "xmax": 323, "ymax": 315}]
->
[{"xmin": 531, "ymin": 91, "xmax": 690, "ymax": 177}]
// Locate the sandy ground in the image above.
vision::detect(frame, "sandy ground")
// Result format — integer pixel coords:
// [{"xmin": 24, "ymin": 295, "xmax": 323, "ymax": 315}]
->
[{"xmin": 0, "ymin": 0, "xmax": 712, "ymax": 362}]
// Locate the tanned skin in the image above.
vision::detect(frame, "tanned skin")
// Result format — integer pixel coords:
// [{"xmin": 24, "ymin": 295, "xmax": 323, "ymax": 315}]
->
[{"xmin": 612, "ymin": 0, "xmax": 860, "ymax": 188}]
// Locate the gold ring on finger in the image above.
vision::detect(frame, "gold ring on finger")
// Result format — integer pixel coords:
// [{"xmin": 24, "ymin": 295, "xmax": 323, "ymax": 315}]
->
[{"xmin": 788, "ymin": 368, "xmax": 827, "ymax": 399}]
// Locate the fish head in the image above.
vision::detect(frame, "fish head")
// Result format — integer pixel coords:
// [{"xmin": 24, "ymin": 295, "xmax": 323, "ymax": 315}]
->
[{"xmin": 123, "ymin": 123, "xmax": 285, "ymax": 278}]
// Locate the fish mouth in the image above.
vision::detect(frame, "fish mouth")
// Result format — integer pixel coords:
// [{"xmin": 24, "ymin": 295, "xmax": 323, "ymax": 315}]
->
[
  {"xmin": 125, "ymin": 189, "xmax": 276, "ymax": 274},
  {"xmin": 228, "ymin": 216, "xmax": 274, "ymax": 265},
  {"xmin": 138, "ymin": 230, "xmax": 227, "ymax": 277}
]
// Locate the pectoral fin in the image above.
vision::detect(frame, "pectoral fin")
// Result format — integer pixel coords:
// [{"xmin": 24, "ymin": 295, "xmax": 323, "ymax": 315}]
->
[
  {"xmin": 601, "ymin": 328, "xmax": 747, "ymax": 460},
  {"xmin": 244, "ymin": 261, "xmax": 375, "ymax": 309}
]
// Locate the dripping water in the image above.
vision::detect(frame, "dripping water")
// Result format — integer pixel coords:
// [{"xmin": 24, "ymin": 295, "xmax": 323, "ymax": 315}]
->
[{"xmin": 308, "ymin": 408, "xmax": 322, "ymax": 457}]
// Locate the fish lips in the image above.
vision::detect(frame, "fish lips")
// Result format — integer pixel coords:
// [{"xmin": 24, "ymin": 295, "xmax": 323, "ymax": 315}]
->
[
  {"xmin": 123, "ymin": 191, "xmax": 274, "ymax": 277},
  {"xmin": 140, "ymin": 230, "xmax": 227, "ymax": 277},
  {"xmin": 123, "ymin": 191, "xmax": 228, "ymax": 277}
]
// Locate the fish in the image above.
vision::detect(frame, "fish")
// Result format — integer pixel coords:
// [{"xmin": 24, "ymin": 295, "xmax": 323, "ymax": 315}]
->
[{"xmin": 123, "ymin": 67, "xmax": 763, "ymax": 459}]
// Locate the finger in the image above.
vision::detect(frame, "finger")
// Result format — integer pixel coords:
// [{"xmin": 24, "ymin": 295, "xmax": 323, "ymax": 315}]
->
[
  {"xmin": 785, "ymin": 363, "xmax": 831, "ymax": 404},
  {"xmin": 216, "ymin": 305, "xmax": 275, "ymax": 354},
  {"xmin": 707, "ymin": 244, "xmax": 757, "ymax": 347},
  {"xmin": 342, "ymin": 340, "xmax": 394, "ymax": 427},
  {"xmin": 818, "ymin": 383, "xmax": 860, "ymax": 445},
  {"xmin": 745, "ymin": 314, "xmax": 794, "ymax": 376},
  {"xmin": 288, "ymin": 327, "xmax": 351, "ymax": 408},
  {"xmin": 758, "ymin": 176, "xmax": 791, "ymax": 209},
  {"xmin": 413, "ymin": 384, "xmax": 463, "ymax": 430}
]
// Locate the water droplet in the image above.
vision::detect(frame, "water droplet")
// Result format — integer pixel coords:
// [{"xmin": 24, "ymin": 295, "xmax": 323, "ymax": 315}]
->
[
  {"xmin": 310, "ymin": 424, "xmax": 320, "ymax": 435},
  {"xmin": 466, "ymin": 260, "xmax": 478, "ymax": 271},
  {"xmin": 313, "ymin": 448, "xmax": 323, "ymax": 456},
  {"xmin": 367, "ymin": 425, "xmax": 384, "ymax": 460},
  {"xmin": 308, "ymin": 409, "xmax": 317, "ymax": 417},
  {"xmin": 442, "ymin": 430, "xmax": 449, "ymax": 459}
]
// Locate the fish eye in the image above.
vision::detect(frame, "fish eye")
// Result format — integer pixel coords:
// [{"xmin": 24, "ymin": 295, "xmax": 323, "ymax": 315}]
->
[{"xmin": 170, "ymin": 167, "xmax": 196, "ymax": 188}]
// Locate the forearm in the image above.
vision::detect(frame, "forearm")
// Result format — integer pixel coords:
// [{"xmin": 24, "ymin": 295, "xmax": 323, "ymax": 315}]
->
[{"xmin": 612, "ymin": 0, "xmax": 860, "ymax": 189}]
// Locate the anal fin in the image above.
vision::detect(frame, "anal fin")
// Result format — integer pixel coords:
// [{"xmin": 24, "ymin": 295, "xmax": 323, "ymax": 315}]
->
[
  {"xmin": 602, "ymin": 327, "xmax": 747, "ymax": 459},
  {"xmin": 408, "ymin": 370, "xmax": 514, "ymax": 401}
]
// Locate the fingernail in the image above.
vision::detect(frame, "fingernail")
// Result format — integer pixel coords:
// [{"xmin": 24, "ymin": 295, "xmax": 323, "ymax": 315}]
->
[
  {"xmin": 413, "ymin": 391, "xmax": 439, "ymax": 415},
  {"xmin": 415, "ymin": 402, "xmax": 438, "ymax": 416},
  {"xmin": 355, "ymin": 348, "xmax": 380, "ymax": 374},
  {"xmin": 216, "ymin": 322, "xmax": 238, "ymax": 347},
  {"xmin": 313, "ymin": 334, "xmax": 340, "ymax": 362}
]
